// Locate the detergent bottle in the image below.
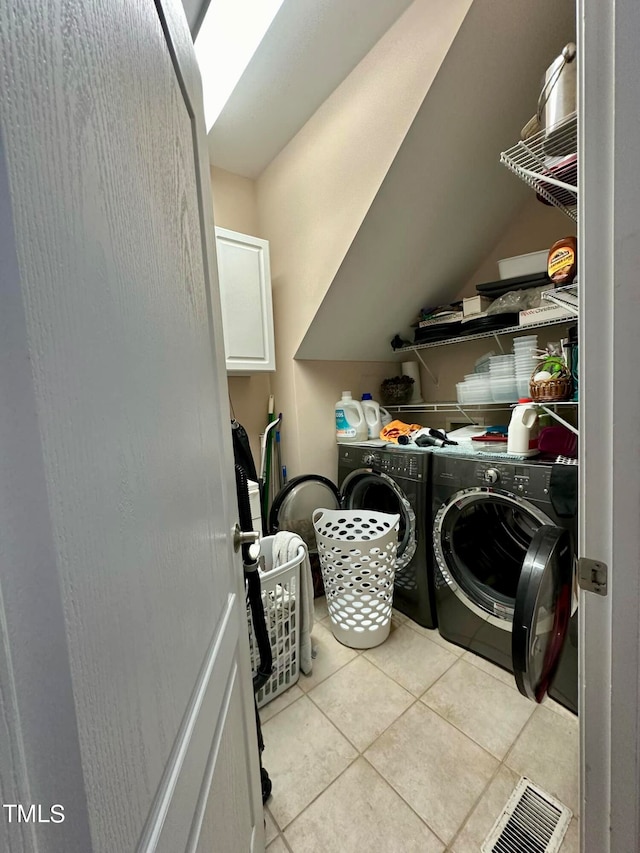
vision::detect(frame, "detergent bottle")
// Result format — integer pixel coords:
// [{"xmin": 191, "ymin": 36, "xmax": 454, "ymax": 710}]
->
[
  {"xmin": 380, "ymin": 406, "xmax": 393, "ymax": 428},
  {"xmin": 507, "ymin": 400, "xmax": 540, "ymax": 456},
  {"xmin": 361, "ymin": 393, "xmax": 383, "ymax": 440},
  {"xmin": 335, "ymin": 391, "xmax": 367, "ymax": 443}
]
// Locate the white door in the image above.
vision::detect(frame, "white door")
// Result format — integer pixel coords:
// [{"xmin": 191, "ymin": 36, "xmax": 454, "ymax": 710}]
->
[
  {"xmin": 579, "ymin": 0, "xmax": 640, "ymax": 850},
  {"xmin": 0, "ymin": 2, "xmax": 264, "ymax": 851}
]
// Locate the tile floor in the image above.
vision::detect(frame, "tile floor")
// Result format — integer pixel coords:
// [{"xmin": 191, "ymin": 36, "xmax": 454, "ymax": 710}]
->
[{"xmin": 262, "ymin": 599, "xmax": 579, "ymax": 852}]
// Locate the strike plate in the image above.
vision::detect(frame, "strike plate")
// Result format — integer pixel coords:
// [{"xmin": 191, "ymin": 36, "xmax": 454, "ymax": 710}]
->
[{"xmin": 577, "ymin": 557, "xmax": 608, "ymax": 596}]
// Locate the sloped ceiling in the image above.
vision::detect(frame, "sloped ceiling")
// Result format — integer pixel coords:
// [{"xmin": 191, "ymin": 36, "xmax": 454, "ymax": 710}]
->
[
  {"xmin": 205, "ymin": 0, "xmax": 412, "ymax": 178},
  {"xmin": 296, "ymin": 0, "xmax": 576, "ymax": 362}
]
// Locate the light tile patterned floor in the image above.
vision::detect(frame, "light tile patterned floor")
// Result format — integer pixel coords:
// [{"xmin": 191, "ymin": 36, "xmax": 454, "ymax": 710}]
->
[{"xmin": 262, "ymin": 599, "xmax": 579, "ymax": 852}]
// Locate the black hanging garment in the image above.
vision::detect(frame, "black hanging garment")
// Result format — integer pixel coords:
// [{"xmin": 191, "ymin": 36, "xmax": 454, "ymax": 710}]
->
[
  {"xmin": 233, "ymin": 426, "xmax": 273, "ymax": 804},
  {"xmin": 232, "ymin": 418, "xmax": 258, "ymax": 482}
]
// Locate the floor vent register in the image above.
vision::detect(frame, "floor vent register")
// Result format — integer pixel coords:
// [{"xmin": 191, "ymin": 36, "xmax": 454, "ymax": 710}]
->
[{"xmin": 481, "ymin": 777, "xmax": 572, "ymax": 853}]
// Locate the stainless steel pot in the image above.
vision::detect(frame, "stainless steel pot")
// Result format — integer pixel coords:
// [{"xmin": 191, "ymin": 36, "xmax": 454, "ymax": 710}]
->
[{"xmin": 540, "ymin": 43, "xmax": 576, "ymax": 156}]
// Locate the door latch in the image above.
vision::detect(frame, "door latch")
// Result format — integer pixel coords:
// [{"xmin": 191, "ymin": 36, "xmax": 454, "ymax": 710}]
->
[{"xmin": 577, "ymin": 557, "xmax": 608, "ymax": 596}]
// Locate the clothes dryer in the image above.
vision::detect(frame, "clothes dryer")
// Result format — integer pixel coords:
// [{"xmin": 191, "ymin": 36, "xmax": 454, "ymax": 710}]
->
[{"xmin": 431, "ymin": 451, "xmax": 578, "ymax": 713}]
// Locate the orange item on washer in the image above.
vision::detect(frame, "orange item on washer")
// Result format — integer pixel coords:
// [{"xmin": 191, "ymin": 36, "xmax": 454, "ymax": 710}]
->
[{"xmin": 380, "ymin": 420, "xmax": 423, "ymax": 443}]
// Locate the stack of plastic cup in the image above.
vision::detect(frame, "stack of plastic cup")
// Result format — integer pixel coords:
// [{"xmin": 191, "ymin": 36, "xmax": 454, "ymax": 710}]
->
[
  {"xmin": 513, "ymin": 335, "xmax": 539, "ymax": 398},
  {"xmin": 489, "ymin": 355, "xmax": 517, "ymax": 402}
]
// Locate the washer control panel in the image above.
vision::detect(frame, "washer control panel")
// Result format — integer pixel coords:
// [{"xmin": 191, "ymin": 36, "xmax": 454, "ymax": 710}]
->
[
  {"xmin": 338, "ymin": 445, "xmax": 426, "ymax": 481},
  {"xmin": 378, "ymin": 455, "xmax": 421, "ymax": 479},
  {"xmin": 474, "ymin": 461, "xmax": 553, "ymax": 497}
]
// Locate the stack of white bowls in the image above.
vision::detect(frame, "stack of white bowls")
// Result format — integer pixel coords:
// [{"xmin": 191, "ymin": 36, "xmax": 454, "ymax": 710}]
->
[
  {"xmin": 513, "ymin": 335, "xmax": 539, "ymax": 398},
  {"xmin": 456, "ymin": 372, "xmax": 492, "ymax": 404},
  {"xmin": 489, "ymin": 355, "xmax": 517, "ymax": 402}
]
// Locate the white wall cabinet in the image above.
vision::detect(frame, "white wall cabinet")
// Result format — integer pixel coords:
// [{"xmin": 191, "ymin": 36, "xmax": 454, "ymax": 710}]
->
[{"xmin": 215, "ymin": 227, "xmax": 276, "ymax": 373}]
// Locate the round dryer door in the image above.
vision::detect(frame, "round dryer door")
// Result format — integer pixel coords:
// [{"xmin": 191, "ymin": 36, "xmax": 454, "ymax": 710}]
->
[
  {"xmin": 268, "ymin": 475, "xmax": 340, "ymax": 552},
  {"xmin": 433, "ymin": 489, "xmax": 555, "ymax": 627},
  {"xmin": 512, "ymin": 526, "xmax": 573, "ymax": 704},
  {"xmin": 340, "ymin": 469, "xmax": 416, "ymax": 569}
]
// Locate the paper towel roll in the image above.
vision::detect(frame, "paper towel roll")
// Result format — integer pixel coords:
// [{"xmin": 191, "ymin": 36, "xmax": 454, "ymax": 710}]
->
[{"xmin": 402, "ymin": 361, "xmax": 423, "ymax": 403}]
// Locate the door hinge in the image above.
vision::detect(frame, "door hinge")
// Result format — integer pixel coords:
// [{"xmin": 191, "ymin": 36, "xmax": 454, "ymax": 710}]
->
[{"xmin": 577, "ymin": 557, "xmax": 608, "ymax": 596}]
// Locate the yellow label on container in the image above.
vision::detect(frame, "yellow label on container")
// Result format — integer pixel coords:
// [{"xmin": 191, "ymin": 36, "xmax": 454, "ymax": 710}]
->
[{"xmin": 548, "ymin": 247, "xmax": 575, "ymax": 278}]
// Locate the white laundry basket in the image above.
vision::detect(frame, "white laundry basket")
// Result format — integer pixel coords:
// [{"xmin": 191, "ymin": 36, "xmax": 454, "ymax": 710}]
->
[
  {"xmin": 313, "ymin": 508, "xmax": 399, "ymax": 649},
  {"xmin": 247, "ymin": 535, "xmax": 304, "ymax": 708}
]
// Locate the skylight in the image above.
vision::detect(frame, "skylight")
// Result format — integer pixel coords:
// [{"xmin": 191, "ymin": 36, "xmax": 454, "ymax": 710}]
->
[{"xmin": 195, "ymin": 0, "xmax": 285, "ymax": 132}]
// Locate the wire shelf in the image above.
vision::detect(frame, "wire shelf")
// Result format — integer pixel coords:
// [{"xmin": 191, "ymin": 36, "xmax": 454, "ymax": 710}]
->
[
  {"xmin": 542, "ymin": 282, "xmax": 579, "ymax": 316},
  {"xmin": 397, "ymin": 315, "xmax": 575, "ymax": 354},
  {"xmin": 500, "ymin": 112, "xmax": 577, "ymax": 221},
  {"xmin": 385, "ymin": 401, "xmax": 578, "ymax": 413},
  {"xmin": 384, "ymin": 401, "xmax": 578, "ymax": 433}
]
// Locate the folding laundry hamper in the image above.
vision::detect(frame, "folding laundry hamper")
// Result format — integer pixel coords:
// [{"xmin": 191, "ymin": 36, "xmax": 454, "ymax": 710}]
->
[{"xmin": 312, "ymin": 508, "xmax": 399, "ymax": 649}]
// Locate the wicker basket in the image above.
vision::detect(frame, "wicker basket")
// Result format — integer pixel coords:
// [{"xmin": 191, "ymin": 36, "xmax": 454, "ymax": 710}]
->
[{"xmin": 529, "ymin": 365, "xmax": 572, "ymax": 402}]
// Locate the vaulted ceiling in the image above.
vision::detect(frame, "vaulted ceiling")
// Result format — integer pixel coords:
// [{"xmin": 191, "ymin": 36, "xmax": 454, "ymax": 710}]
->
[
  {"xmin": 185, "ymin": 0, "xmax": 413, "ymax": 178},
  {"xmin": 183, "ymin": 0, "xmax": 576, "ymax": 362},
  {"xmin": 295, "ymin": 0, "xmax": 576, "ymax": 360}
]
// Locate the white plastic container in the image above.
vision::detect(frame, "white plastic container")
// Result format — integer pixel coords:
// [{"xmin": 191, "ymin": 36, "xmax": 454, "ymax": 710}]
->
[
  {"xmin": 498, "ymin": 250, "xmax": 548, "ymax": 280},
  {"xmin": 335, "ymin": 391, "xmax": 367, "ymax": 443},
  {"xmin": 380, "ymin": 407, "xmax": 392, "ymax": 428},
  {"xmin": 507, "ymin": 401, "xmax": 541, "ymax": 456},
  {"xmin": 361, "ymin": 394, "xmax": 382, "ymax": 440}
]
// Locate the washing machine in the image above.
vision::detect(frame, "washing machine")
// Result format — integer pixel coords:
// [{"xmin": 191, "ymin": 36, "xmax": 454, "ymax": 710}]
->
[
  {"xmin": 431, "ymin": 451, "xmax": 578, "ymax": 713},
  {"xmin": 337, "ymin": 443, "xmax": 436, "ymax": 627},
  {"xmin": 269, "ymin": 443, "xmax": 436, "ymax": 627}
]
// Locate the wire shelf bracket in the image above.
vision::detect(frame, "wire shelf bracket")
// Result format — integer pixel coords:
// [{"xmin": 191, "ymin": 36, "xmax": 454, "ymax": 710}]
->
[
  {"xmin": 538, "ymin": 404, "xmax": 579, "ymax": 435},
  {"xmin": 411, "ymin": 349, "xmax": 439, "ymax": 387}
]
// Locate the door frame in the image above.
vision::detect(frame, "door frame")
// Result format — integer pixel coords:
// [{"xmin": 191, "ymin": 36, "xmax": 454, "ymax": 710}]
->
[
  {"xmin": 579, "ymin": 0, "xmax": 640, "ymax": 849},
  {"xmin": 153, "ymin": 2, "xmax": 266, "ymax": 847}
]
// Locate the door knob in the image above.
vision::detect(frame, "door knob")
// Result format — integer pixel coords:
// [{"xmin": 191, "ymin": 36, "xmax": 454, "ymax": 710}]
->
[{"xmin": 233, "ymin": 524, "xmax": 260, "ymax": 553}]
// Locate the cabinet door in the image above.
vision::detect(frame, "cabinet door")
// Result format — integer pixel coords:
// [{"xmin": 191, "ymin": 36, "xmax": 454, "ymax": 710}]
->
[{"xmin": 215, "ymin": 227, "xmax": 276, "ymax": 373}]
